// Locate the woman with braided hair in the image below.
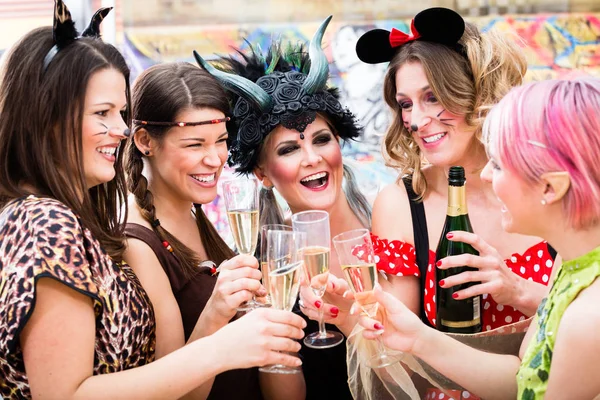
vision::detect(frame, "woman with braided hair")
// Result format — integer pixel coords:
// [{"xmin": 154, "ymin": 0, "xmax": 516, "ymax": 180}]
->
[
  {"xmin": 123, "ymin": 62, "xmax": 307, "ymax": 400},
  {"xmin": 196, "ymin": 16, "xmax": 370, "ymax": 400}
]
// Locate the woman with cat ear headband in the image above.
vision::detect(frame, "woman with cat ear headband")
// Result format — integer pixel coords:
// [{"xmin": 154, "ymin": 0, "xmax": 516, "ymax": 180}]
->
[{"xmin": 0, "ymin": 1, "xmax": 305, "ymax": 398}]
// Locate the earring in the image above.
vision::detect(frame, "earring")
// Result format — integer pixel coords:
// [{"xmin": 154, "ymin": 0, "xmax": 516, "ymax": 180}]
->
[
  {"xmin": 410, "ymin": 123, "xmax": 418, "ymax": 132},
  {"xmin": 144, "ymin": 150, "xmax": 150, "ymax": 156},
  {"xmin": 541, "ymin": 199, "xmax": 547, "ymax": 205}
]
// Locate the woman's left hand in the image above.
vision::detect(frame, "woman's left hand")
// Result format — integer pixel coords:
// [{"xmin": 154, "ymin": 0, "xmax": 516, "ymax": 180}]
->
[{"xmin": 437, "ymin": 231, "xmax": 524, "ymax": 307}]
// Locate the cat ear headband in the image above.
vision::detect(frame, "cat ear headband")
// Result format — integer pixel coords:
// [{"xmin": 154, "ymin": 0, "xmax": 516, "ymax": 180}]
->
[
  {"xmin": 43, "ymin": 0, "xmax": 112, "ymax": 71},
  {"xmin": 355, "ymin": 7, "xmax": 465, "ymax": 64}
]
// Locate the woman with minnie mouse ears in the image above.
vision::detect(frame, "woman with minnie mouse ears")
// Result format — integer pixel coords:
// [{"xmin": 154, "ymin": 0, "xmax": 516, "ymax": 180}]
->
[{"xmin": 308, "ymin": 7, "xmax": 561, "ymax": 400}]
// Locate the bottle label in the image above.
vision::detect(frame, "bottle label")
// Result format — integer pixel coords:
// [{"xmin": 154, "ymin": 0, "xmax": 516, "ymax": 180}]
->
[
  {"xmin": 440, "ymin": 316, "xmax": 481, "ymax": 328},
  {"xmin": 440, "ymin": 297, "xmax": 481, "ymax": 328}
]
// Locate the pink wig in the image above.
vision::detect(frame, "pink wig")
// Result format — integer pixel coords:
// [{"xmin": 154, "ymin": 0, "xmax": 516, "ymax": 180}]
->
[{"xmin": 483, "ymin": 78, "xmax": 600, "ymax": 230}]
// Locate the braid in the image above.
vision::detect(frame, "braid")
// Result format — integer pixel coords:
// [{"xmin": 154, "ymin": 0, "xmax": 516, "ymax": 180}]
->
[{"xmin": 126, "ymin": 142, "xmax": 204, "ymax": 277}]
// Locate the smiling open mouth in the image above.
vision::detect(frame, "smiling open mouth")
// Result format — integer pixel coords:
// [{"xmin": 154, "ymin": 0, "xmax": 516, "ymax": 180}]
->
[{"xmin": 300, "ymin": 172, "xmax": 329, "ymax": 189}]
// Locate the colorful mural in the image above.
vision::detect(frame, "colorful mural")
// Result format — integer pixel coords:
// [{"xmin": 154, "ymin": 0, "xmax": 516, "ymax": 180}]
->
[{"xmin": 121, "ymin": 14, "xmax": 600, "ymax": 242}]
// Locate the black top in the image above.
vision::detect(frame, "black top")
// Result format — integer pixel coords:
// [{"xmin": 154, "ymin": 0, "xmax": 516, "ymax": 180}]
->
[
  {"xmin": 294, "ymin": 301, "xmax": 353, "ymax": 400},
  {"xmin": 125, "ymin": 223, "xmax": 263, "ymax": 400}
]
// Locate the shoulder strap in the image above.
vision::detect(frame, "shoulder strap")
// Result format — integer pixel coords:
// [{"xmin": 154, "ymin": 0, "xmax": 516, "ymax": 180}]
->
[
  {"xmin": 547, "ymin": 242, "xmax": 558, "ymax": 261},
  {"xmin": 401, "ymin": 177, "xmax": 433, "ymax": 327},
  {"xmin": 124, "ymin": 223, "xmax": 188, "ymax": 292}
]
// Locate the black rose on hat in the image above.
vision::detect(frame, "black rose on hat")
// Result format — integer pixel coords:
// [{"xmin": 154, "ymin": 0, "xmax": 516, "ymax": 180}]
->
[
  {"xmin": 286, "ymin": 71, "xmax": 306, "ymax": 83},
  {"xmin": 300, "ymin": 95, "xmax": 312, "ymax": 105},
  {"xmin": 325, "ymin": 93, "xmax": 343, "ymax": 113},
  {"xmin": 257, "ymin": 75, "xmax": 280, "ymax": 94},
  {"xmin": 240, "ymin": 120, "xmax": 263, "ymax": 147},
  {"xmin": 287, "ymin": 101, "xmax": 303, "ymax": 113},
  {"xmin": 274, "ymin": 83, "xmax": 302, "ymax": 103},
  {"xmin": 233, "ymin": 99, "xmax": 250, "ymax": 118},
  {"xmin": 272, "ymin": 103, "xmax": 287, "ymax": 115}
]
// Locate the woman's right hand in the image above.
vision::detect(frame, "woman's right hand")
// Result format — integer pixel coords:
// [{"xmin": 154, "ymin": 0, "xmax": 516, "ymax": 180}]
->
[
  {"xmin": 215, "ymin": 308, "xmax": 306, "ymax": 370},
  {"xmin": 299, "ymin": 275, "xmax": 356, "ymax": 329},
  {"xmin": 358, "ymin": 285, "xmax": 429, "ymax": 354},
  {"xmin": 204, "ymin": 254, "xmax": 266, "ymax": 323}
]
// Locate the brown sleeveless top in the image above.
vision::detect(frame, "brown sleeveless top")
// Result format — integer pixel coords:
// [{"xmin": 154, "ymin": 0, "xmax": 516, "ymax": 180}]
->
[{"xmin": 125, "ymin": 223, "xmax": 263, "ymax": 400}]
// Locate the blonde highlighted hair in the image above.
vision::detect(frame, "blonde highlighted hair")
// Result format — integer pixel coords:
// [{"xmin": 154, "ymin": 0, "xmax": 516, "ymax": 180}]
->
[{"xmin": 382, "ymin": 22, "xmax": 527, "ymax": 198}]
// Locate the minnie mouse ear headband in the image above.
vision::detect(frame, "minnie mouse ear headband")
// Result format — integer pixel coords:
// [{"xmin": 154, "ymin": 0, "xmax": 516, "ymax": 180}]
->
[
  {"xmin": 356, "ymin": 7, "xmax": 465, "ymax": 64},
  {"xmin": 43, "ymin": 0, "xmax": 112, "ymax": 72}
]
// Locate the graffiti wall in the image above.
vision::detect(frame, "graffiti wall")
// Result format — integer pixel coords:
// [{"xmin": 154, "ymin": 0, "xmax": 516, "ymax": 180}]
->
[{"xmin": 121, "ymin": 14, "xmax": 600, "ymax": 243}]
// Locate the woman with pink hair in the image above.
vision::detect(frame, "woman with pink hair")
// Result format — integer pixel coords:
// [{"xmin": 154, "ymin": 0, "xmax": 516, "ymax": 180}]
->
[{"xmin": 359, "ymin": 78, "xmax": 600, "ymax": 399}]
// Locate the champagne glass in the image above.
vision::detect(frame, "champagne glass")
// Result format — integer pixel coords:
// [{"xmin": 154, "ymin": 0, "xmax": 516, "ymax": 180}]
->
[
  {"xmin": 222, "ymin": 177, "xmax": 262, "ymax": 311},
  {"xmin": 259, "ymin": 229, "xmax": 306, "ymax": 374},
  {"xmin": 291, "ymin": 210, "xmax": 344, "ymax": 349},
  {"xmin": 332, "ymin": 228, "xmax": 401, "ymax": 368},
  {"xmin": 259, "ymin": 224, "xmax": 293, "ymax": 307}
]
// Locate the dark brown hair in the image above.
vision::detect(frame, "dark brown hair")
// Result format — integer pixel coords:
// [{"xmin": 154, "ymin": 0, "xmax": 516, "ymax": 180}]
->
[
  {"xmin": 382, "ymin": 22, "xmax": 527, "ymax": 198},
  {"xmin": 0, "ymin": 26, "xmax": 130, "ymax": 260},
  {"xmin": 127, "ymin": 62, "xmax": 234, "ymax": 275}
]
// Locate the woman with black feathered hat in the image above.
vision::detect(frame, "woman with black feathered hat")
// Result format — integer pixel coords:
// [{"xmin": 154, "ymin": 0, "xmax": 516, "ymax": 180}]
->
[{"xmin": 195, "ymin": 16, "xmax": 371, "ymax": 400}]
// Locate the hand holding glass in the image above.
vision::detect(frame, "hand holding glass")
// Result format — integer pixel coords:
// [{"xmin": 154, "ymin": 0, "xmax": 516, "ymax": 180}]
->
[
  {"xmin": 292, "ymin": 210, "xmax": 344, "ymax": 349},
  {"xmin": 222, "ymin": 178, "xmax": 263, "ymax": 311},
  {"xmin": 332, "ymin": 228, "xmax": 401, "ymax": 368},
  {"xmin": 259, "ymin": 230, "xmax": 306, "ymax": 374}
]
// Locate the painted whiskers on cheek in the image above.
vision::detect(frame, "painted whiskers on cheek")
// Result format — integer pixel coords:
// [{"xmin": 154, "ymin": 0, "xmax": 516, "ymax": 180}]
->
[
  {"xmin": 95, "ymin": 122, "xmax": 110, "ymax": 136},
  {"xmin": 437, "ymin": 109, "xmax": 456, "ymax": 127}
]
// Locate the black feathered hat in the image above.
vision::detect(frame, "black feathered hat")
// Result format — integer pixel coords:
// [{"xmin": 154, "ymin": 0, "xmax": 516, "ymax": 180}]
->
[{"xmin": 194, "ymin": 16, "xmax": 362, "ymax": 174}]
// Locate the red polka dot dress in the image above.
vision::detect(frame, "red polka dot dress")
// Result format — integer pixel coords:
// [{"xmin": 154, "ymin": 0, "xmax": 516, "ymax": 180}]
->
[{"xmin": 370, "ymin": 234, "xmax": 556, "ymax": 400}]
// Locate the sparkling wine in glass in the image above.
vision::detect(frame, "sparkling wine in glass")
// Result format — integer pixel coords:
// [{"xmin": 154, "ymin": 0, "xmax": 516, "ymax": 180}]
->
[
  {"xmin": 259, "ymin": 229, "xmax": 306, "ymax": 374},
  {"xmin": 292, "ymin": 210, "xmax": 344, "ymax": 349},
  {"xmin": 222, "ymin": 177, "xmax": 263, "ymax": 311},
  {"xmin": 333, "ymin": 228, "xmax": 401, "ymax": 368},
  {"xmin": 259, "ymin": 224, "xmax": 293, "ymax": 307}
]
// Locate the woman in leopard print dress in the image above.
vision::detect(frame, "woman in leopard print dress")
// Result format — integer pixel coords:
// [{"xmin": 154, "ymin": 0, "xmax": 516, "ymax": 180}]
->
[{"xmin": 0, "ymin": 1, "xmax": 305, "ymax": 398}]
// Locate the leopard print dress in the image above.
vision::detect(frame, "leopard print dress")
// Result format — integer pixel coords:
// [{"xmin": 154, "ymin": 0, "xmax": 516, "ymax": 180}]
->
[{"xmin": 0, "ymin": 196, "xmax": 156, "ymax": 398}]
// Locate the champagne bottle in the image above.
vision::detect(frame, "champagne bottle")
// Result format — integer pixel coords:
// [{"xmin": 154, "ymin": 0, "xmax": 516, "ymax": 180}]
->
[{"xmin": 435, "ymin": 166, "xmax": 482, "ymax": 334}]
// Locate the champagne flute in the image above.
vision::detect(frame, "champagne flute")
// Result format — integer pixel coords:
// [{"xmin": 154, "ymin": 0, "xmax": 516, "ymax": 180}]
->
[
  {"xmin": 259, "ymin": 224, "xmax": 293, "ymax": 307},
  {"xmin": 222, "ymin": 177, "xmax": 262, "ymax": 311},
  {"xmin": 259, "ymin": 229, "xmax": 306, "ymax": 374},
  {"xmin": 332, "ymin": 228, "xmax": 401, "ymax": 368},
  {"xmin": 291, "ymin": 210, "xmax": 344, "ymax": 349}
]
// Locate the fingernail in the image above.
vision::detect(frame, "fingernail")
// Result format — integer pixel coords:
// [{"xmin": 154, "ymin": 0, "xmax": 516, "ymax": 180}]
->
[
  {"xmin": 446, "ymin": 233, "xmax": 454, "ymax": 239},
  {"xmin": 330, "ymin": 306, "xmax": 339, "ymax": 315},
  {"xmin": 452, "ymin": 293, "xmax": 459, "ymax": 299},
  {"xmin": 436, "ymin": 260, "xmax": 442, "ymax": 267},
  {"xmin": 295, "ymin": 358, "xmax": 302, "ymax": 366},
  {"xmin": 331, "ymin": 282, "xmax": 336, "ymax": 290},
  {"xmin": 349, "ymin": 304, "xmax": 357, "ymax": 315},
  {"xmin": 314, "ymin": 300, "xmax": 322, "ymax": 309},
  {"xmin": 374, "ymin": 323, "xmax": 384, "ymax": 330},
  {"xmin": 374, "ymin": 329, "xmax": 385, "ymax": 336},
  {"xmin": 439, "ymin": 279, "xmax": 445, "ymax": 287}
]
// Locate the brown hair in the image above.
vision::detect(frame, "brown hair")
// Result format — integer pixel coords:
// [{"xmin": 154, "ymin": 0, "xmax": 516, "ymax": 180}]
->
[
  {"xmin": 382, "ymin": 22, "xmax": 527, "ymax": 198},
  {"xmin": 0, "ymin": 27, "xmax": 130, "ymax": 261},
  {"xmin": 127, "ymin": 62, "xmax": 234, "ymax": 275}
]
